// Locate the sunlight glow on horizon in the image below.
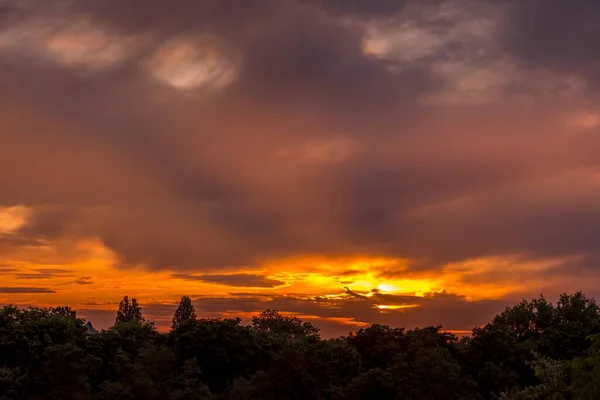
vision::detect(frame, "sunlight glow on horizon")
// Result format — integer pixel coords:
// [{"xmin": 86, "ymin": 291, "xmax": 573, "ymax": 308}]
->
[
  {"xmin": 376, "ymin": 304, "xmax": 419, "ymax": 310},
  {"xmin": 0, "ymin": 237, "xmax": 566, "ymax": 315},
  {"xmin": 0, "ymin": 214, "xmax": 584, "ymax": 334}
]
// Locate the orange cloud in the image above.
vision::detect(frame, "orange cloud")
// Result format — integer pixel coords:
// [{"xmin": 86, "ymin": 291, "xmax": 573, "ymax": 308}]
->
[{"xmin": 0, "ymin": 234, "xmax": 587, "ymax": 335}]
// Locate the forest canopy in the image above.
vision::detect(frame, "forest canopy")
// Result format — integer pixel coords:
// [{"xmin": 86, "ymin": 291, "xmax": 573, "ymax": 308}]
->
[{"xmin": 2, "ymin": 293, "xmax": 600, "ymax": 400}]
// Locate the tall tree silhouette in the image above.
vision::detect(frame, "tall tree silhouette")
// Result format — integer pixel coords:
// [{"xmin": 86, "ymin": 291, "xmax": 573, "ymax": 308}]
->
[
  {"xmin": 115, "ymin": 295, "xmax": 143, "ymax": 323},
  {"xmin": 172, "ymin": 296, "xmax": 197, "ymax": 329}
]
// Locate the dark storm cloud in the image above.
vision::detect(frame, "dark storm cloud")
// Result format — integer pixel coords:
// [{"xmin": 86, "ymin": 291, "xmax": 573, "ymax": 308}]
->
[
  {"xmin": 72, "ymin": 0, "xmax": 281, "ymax": 36},
  {"xmin": 498, "ymin": 0, "xmax": 600, "ymax": 85},
  {"xmin": 172, "ymin": 273, "xmax": 286, "ymax": 288},
  {"xmin": 1, "ymin": 0, "xmax": 600, "ymax": 281},
  {"xmin": 316, "ymin": 0, "xmax": 408, "ymax": 16},
  {"xmin": 6, "ymin": 0, "xmax": 427, "ymax": 115},
  {"xmin": 0, "ymin": 287, "xmax": 56, "ymax": 293},
  {"xmin": 72, "ymin": 0, "xmax": 409, "ymax": 36},
  {"xmin": 503, "ymin": 1, "xmax": 600, "ymax": 65},
  {"xmin": 0, "ymin": 0, "xmax": 429, "ymax": 271}
]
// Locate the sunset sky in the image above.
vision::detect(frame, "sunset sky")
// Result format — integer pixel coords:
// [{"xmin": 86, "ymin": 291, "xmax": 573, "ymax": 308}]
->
[{"xmin": 1, "ymin": 0, "xmax": 600, "ymax": 336}]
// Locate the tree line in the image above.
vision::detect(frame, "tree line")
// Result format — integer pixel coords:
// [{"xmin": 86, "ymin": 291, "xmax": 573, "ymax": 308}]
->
[{"xmin": 1, "ymin": 292, "xmax": 600, "ymax": 399}]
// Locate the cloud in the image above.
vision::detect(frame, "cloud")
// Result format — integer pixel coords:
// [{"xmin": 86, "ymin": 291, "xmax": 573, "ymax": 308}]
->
[
  {"xmin": 0, "ymin": 0, "xmax": 432, "ymax": 272},
  {"xmin": 500, "ymin": 1, "xmax": 600, "ymax": 75},
  {"xmin": 72, "ymin": 288, "xmax": 504, "ymax": 335},
  {"xmin": 0, "ymin": 205, "xmax": 31, "ymax": 234},
  {"xmin": 1, "ymin": 0, "xmax": 600, "ymax": 336},
  {"xmin": 325, "ymin": 0, "xmax": 408, "ymax": 16},
  {"xmin": 0, "ymin": 287, "xmax": 56, "ymax": 293},
  {"xmin": 183, "ymin": 289, "xmax": 507, "ymax": 335},
  {"xmin": 172, "ymin": 273, "xmax": 286, "ymax": 288},
  {"xmin": 70, "ymin": 277, "xmax": 94, "ymax": 285},
  {"xmin": 14, "ymin": 269, "xmax": 73, "ymax": 279}
]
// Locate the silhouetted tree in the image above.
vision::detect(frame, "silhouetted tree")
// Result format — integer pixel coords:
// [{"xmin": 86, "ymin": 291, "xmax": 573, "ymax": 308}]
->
[
  {"xmin": 168, "ymin": 317, "xmax": 264, "ymax": 393},
  {"xmin": 571, "ymin": 333, "xmax": 600, "ymax": 399},
  {"xmin": 465, "ymin": 292, "xmax": 600, "ymax": 398},
  {"xmin": 172, "ymin": 296, "xmax": 197, "ymax": 329},
  {"xmin": 0, "ymin": 305, "xmax": 90, "ymax": 399},
  {"xmin": 499, "ymin": 356, "xmax": 571, "ymax": 400},
  {"xmin": 51, "ymin": 306, "xmax": 77, "ymax": 318},
  {"xmin": 346, "ymin": 324, "xmax": 405, "ymax": 370},
  {"xmin": 251, "ymin": 310, "xmax": 319, "ymax": 339},
  {"xmin": 43, "ymin": 343, "xmax": 100, "ymax": 400},
  {"xmin": 344, "ymin": 368, "xmax": 396, "ymax": 400},
  {"xmin": 116, "ymin": 296, "xmax": 144, "ymax": 324},
  {"xmin": 172, "ymin": 359, "xmax": 212, "ymax": 400},
  {"xmin": 2, "ymin": 292, "xmax": 600, "ymax": 400}
]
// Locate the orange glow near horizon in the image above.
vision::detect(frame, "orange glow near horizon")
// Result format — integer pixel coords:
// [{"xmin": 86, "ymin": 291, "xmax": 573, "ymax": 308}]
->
[
  {"xmin": 0, "ymin": 206, "xmax": 584, "ymax": 333},
  {"xmin": 0, "ymin": 242, "xmax": 551, "ymax": 305},
  {"xmin": 0, "ymin": 233, "xmax": 573, "ymax": 329},
  {"xmin": 376, "ymin": 305, "xmax": 419, "ymax": 310}
]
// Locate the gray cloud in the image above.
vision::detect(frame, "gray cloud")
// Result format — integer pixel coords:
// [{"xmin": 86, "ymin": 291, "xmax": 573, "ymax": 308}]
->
[
  {"xmin": 494, "ymin": 0, "xmax": 600, "ymax": 91},
  {"xmin": 14, "ymin": 269, "xmax": 73, "ymax": 279},
  {"xmin": 316, "ymin": 0, "xmax": 408, "ymax": 16},
  {"xmin": 172, "ymin": 273, "xmax": 286, "ymax": 288},
  {"xmin": 71, "ymin": 0, "xmax": 282, "ymax": 37},
  {"xmin": 70, "ymin": 277, "xmax": 94, "ymax": 285},
  {"xmin": 0, "ymin": 287, "xmax": 56, "ymax": 293},
  {"xmin": 184, "ymin": 290, "xmax": 507, "ymax": 335},
  {"xmin": 502, "ymin": 1, "xmax": 600, "ymax": 67}
]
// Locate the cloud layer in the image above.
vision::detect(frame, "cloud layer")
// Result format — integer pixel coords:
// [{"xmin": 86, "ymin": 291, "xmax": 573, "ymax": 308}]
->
[{"xmin": 1, "ymin": 0, "xmax": 600, "ymax": 334}]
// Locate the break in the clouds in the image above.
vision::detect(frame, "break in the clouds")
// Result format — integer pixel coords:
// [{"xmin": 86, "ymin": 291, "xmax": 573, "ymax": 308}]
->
[{"xmin": 1, "ymin": 0, "xmax": 600, "ymax": 334}]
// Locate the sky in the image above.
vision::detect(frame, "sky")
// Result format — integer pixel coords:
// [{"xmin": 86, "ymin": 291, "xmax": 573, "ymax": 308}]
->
[{"xmin": 1, "ymin": 0, "xmax": 600, "ymax": 337}]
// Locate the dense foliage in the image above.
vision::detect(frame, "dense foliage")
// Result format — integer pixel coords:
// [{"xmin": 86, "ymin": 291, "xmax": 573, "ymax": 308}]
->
[{"xmin": 2, "ymin": 293, "xmax": 600, "ymax": 399}]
